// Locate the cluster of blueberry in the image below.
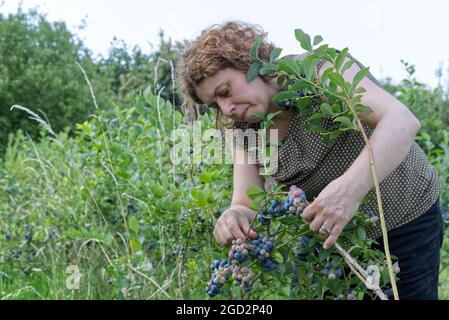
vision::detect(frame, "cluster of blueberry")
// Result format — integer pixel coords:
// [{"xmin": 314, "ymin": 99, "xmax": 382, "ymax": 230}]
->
[
  {"xmin": 258, "ymin": 185, "xmax": 308, "ymax": 226},
  {"xmin": 206, "ymin": 258, "xmax": 255, "ymax": 297},
  {"xmin": 207, "ymin": 186, "xmax": 310, "ymax": 298},
  {"xmin": 321, "ymin": 261, "xmax": 343, "ymax": 280},
  {"xmin": 252, "ymin": 236, "xmax": 277, "ymax": 272},
  {"xmin": 206, "ymin": 259, "xmax": 232, "ymax": 297},
  {"xmin": 206, "ymin": 235, "xmax": 278, "ymax": 297}
]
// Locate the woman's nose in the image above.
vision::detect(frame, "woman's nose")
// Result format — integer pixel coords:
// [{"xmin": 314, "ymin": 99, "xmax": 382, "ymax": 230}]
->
[{"xmin": 218, "ymin": 98, "xmax": 237, "ymax": 117}]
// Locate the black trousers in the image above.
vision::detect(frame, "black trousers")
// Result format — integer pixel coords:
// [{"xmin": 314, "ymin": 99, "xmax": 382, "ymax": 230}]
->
[{"xmin": 372, "ymin": 197, "xmax": 444, "ymax": 300}]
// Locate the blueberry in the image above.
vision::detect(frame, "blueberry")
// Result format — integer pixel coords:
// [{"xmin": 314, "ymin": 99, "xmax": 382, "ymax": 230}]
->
[
  {"xmin": 277, "ymin": 100, "xmax": 289, "ymax": 109},
  {"xmin": 24, "ymin": 232, "xmax": 32, "ymax": 242},
  {"xmin": 300, "ymin": 235, "xmax": 311, "ymax": 248},
  {"xmin": 321, "ymin": 269, "xmax": 330, "ymax": 277},
  {"xmin": 146, "ymin": 242, "xmax": 157, "ymax": 252},
  {"xmin": 127, "ymin": 204, "xmax": 137, "ymax": 213},
  {"xmin": 5, "ymin": 232, "xmax": 12, "ymax": 240},
  {"xmin": 23, "ymin": 267, "xmax": 31, "ymax": 276},
  {"xmin": 296, "ymin": 248, "xmax": 308, "ymax": 261},
  {"xmin": 384, "ymin": 288, "xmax": 393, "ymax": 297},
  {"xmin": 335, "ymin": 268, "xmax": 343, "ymax": 279}
]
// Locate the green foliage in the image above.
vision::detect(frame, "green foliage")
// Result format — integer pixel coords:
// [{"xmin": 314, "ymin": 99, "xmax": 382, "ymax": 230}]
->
[
  {"xmin": 0, "ymin": 7, "xmax": 186, "ymax": 156},
  {"xmin": 0, "ymin": 8, "xmax": 114, "ymax": 153}
]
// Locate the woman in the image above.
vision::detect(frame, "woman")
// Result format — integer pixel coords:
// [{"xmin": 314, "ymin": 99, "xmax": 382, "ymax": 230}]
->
[{"xmin": 176, "ymin": 21, "xmax": 443, "ymax": 299}]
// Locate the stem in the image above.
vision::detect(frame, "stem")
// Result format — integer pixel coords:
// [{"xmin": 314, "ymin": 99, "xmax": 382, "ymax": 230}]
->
[
  {"xmin": 344, "ymin": 95, "xmax": 399, "ymax": 300},
  {"xmin": 334, "ymin": 243, "xmax": 388, "ymax": 300}
]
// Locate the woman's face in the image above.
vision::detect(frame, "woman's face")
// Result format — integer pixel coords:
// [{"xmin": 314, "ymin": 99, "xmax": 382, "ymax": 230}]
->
[{"xmin": 195, "ymin": 68, "xmax": 280, "ymax": 123}]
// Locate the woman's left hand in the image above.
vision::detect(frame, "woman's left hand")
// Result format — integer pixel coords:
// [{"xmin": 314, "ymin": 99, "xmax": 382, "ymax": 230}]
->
[{"xmin": 300, "ymin": 176, "xmax": 361, "ymax": 249}]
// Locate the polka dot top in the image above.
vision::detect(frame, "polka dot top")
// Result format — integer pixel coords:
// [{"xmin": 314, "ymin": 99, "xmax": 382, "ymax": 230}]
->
[{"xmin": 233, "ymin": 52, "xmax": 441, "ymax": 240}]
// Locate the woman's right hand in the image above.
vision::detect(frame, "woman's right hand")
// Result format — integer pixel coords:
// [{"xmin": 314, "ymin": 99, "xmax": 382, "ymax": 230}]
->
[{"xmin": 213, "ymin": 206, "xmax": 258, "ymax": 246}]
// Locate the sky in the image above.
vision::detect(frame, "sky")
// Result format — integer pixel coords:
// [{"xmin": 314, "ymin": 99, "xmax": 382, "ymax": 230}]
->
[{"xmin": 2, "ymin": 0, "xmax": 449, "ymax": 88}]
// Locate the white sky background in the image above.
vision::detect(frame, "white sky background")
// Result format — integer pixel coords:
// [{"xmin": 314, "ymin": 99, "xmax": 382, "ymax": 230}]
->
[{"xmin": 2, "ymin": 0, "xmax": 449, "ymax": 88}]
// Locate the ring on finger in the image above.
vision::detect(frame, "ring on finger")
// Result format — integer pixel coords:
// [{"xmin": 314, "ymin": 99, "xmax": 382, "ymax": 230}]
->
[{"xmin": 319, "ymin": 225, "xmax": 333, "ymax": 235}]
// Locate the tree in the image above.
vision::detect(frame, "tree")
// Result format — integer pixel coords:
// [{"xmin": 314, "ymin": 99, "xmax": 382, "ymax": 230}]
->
[{"xmin": 0, "ymin": 8, "xmax": 113, "ymax": 153}]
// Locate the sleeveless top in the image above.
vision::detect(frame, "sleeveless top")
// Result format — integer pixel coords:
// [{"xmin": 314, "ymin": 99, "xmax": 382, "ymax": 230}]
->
[{"xmin": 233, "ymin": 53, "xmax": 441, "ymax": 240}]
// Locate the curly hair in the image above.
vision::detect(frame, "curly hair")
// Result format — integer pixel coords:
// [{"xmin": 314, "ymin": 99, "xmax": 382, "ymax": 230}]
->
[{"xmin": 176, "ymin": 21, "xmax": 275, "ymax": 128}]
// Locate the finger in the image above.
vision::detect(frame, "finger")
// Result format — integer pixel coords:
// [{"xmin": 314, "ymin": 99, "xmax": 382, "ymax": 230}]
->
[
  {"xmin": 323, "ymin": 223, "xmax": 344, "ymax": 249},
  {"xmin": 225, "ymin": 219, "xmax": 247, "ymax": 242},
  {"xmin": 215, "ymin": 218, "xmax": 235, "ymax": 246},
  {"xmin": 213, "ymin": 227, "xmax": 227, "ymax": 246},
  {"xmin": 301, "ymin": 201, "xmax": 318, "ymax": 221},
  {"xmin": 238, "ymin": 215, "xmax": 258, "ymax": 239},
  {"xmin": 309, "ymin": 215, "xmax": 325, "ymax": 233},
  {"xmin": 318, "ymin": 221, "xmax": 335, "ymax": 240}
]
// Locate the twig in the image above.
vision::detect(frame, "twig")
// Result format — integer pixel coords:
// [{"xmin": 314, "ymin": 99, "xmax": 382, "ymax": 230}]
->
[{"xmin": 334, "ymin": 242, "xmax": 388, "ymax": 300}]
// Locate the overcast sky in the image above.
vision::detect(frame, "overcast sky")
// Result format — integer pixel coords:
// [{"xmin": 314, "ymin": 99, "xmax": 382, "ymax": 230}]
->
[{"xmin": 2, "ymin": 0, "xmax": 449, "ymax": 88}]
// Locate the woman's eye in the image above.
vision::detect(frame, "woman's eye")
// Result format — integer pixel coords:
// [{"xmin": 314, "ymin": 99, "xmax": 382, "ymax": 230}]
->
[{"xmin": 218, "ymin": 88, "xmax": 229, "ymax": 97}]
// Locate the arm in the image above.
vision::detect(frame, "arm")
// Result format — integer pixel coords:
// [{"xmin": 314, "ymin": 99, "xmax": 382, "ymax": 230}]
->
[
  {"xmin": 332, "ymin": 57, "xmax": 421, "ymax": 200},
  {"xmin": 213, "ymin": 147, "xmax": 264, "ymax": 245},
  {"xmin": 301, "ymin": 57, "xmax": 421, "ymax": 249}
]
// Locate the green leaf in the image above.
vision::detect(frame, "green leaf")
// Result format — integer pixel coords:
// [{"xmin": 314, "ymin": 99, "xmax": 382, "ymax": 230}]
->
[
  {"xmin": 334, "ymin": 48, "xmax": 349, "ymax": 73},
  {"xmin": 304, "ymin": 57, "xmax": 317, "ymax": 81},
  {"xmin": 266, "ymin": 111, "xmax": 282, "ymax": 121},
  {"xmin": 289, "ymin": 81, "xmax": 313, "ymax": 91},
  {"xmin": 143, "ymin": 85, "xmax": 154, "ymax": 104},
  {"xmin": 296, "ymin": 97, "xmax": 312, "ymax": 109},
  {"xmin": 341, "ymin": 59, "xmax": 355, "ymax": 74},
  {"xmin": 354, "ymin": 104, "xmax": 373, "ymax": 114},
  {"xmin": 199, "ymin": 171, "xmax": 213, "ymax": 183},
  {"xmin": 355, "ymin": 87, "xmax": 367, "ymax": 94},
  {"xmin": 277, "ymin": 75, "xmax": 286, "ymax": 87},
  {"xmin": 269, "ymin": 47, "xmax": 283, "ymax": 63},
  {"xmin": 320, "ymin": 68, "xmax": 333, "ymax": 86},
  {"xmin": 323, "ymin": 130, "xmax": 345, "ymax": 143},
  {"xmin": 319, "ymin": 103, "xmax": 333, "ymax": 117},
  {"xmin": 332, "ymin": 103, "xmax": 343, "ymax": 114},
  {"xmin": 259, "ymin": 63, "xmax": 278, "ymax": 75},
  {"xmin": 129, "ymin": 216, "xmax": 138, "ymax": 234},
  {"xmin": 277, "ymin": 59, "xmax": 302, "ymax": 78},
  {"xmin": 251, "ymin": 36, "xmax": 262, "ymax": 59},
  {"xmin": 246, "ymin": 185, "xmax": 266, "ymax": 199},
  {"xmin": 351, "ymin": 67, "xmax": 370, "ymax": 91},
  {"xmin": 333, "ymin": 116, "xmax": 353, "ymax": 128},
  {"xmin": 247, "ymin": 62, "xmax": 261, "ymax": 82},
  {"xmin": 328, "ymin": 72, "xmax": 346, "ymax": 89},
  {"xmin": 294, "ymin": 29, "xmax": 313, "ymax": 51},
  {"xmin": 313, "ymin": 35, "xmax": 323, "ymax": 46},
  {"xmin": 308, "ymin": 112, "xmax": 324, "ymax": 122},
  {"xmin": 272, "ymin": 90, "xmax": 299, "ymax": 101},
  {"xmin": 355, "ymin": 226, "xmax": 367, "ymax": 241},
  {"xmin": 130, "ymin": 239, "xmax": 141, "ymax": 252}
]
